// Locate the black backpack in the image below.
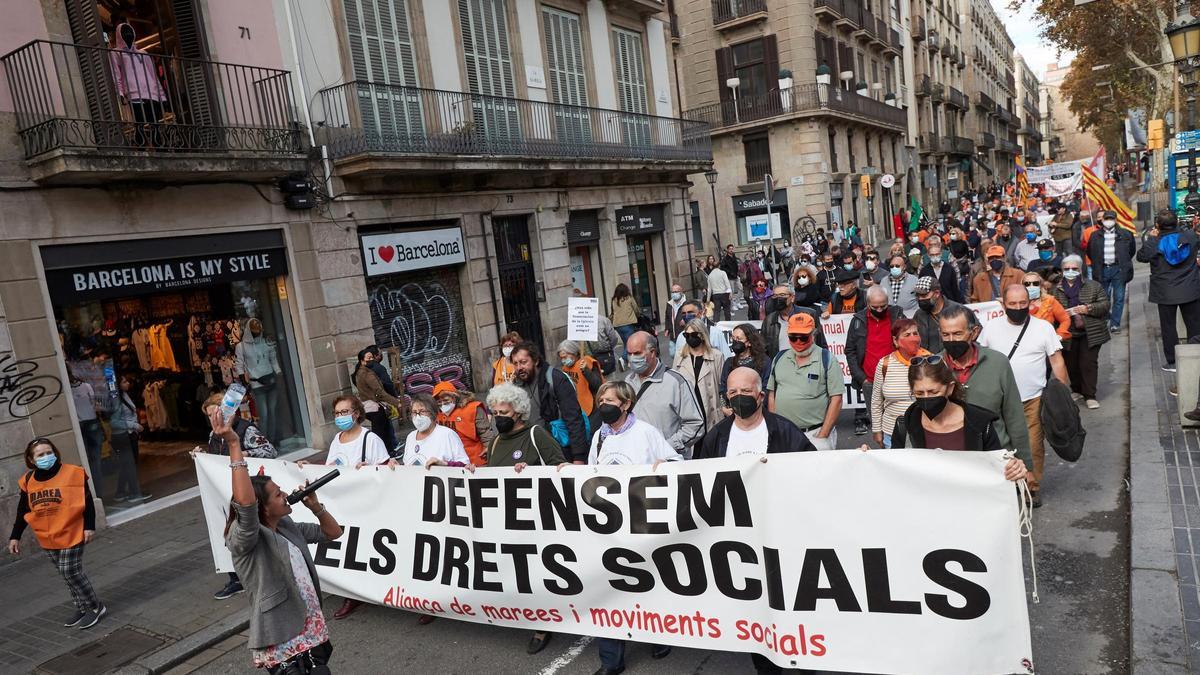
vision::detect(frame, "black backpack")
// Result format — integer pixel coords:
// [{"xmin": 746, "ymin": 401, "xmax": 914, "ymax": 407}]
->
[{"xmin": 1040, "ymin": 377, "xmax": 1085, "ymax": 462}]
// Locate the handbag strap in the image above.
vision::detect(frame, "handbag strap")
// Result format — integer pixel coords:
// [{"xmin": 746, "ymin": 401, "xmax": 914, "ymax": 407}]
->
[
  {"xmin": 1007, "ymin": 319, "xmax": 1030, "ymax": 361},
  {"xmin": 527, "ymin": 425, "xmax": 546, "ymax": 465}
]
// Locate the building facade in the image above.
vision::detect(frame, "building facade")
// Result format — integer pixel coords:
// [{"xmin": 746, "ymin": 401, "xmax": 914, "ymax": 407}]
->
[
  {"xmin": 1014, "ymin": 55, "xmax": 1044, "ymax": 165},
  {"xmin": 675, "ymin": 0, "xmax": 913, "ymax": 248},
  {"xmin": 0, "ymin": 0, "xmax": 708, "ymax": 533},
  {"xmin": 911, "ymin": 0, "xmax": 970, "ymax": 207},
  {"xmin": 1043, "ymin": 61, "xmax": 1098, "ymax": 161},
  {"xmin": 961, "ymin": 0, "xmax": 1017, "ymax": 185},
  {"xmin": 1038, "ymin": 83, "xmax": 1063, "ymax": 161}
]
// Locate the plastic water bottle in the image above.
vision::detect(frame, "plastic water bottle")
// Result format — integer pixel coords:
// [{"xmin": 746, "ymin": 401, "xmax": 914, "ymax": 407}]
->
[{"xmin": 221, "ymin": 383, "xmax": 246, "ymax": 421}]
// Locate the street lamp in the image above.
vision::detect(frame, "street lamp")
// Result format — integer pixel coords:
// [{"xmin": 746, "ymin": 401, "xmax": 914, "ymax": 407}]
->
[
  {"xmin": 1167, "ymin": 1, "xmax": 1200, "ymax": 62},
  {"xmin": 705, "ymin": 169, "xmax": 722, "ymax": 252}
]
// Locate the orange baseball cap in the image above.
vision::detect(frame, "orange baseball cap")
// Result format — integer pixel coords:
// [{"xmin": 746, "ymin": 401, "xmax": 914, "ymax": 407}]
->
[
  {"xmin": 986, "ymin": 245, "xmax": 1007, "ymax": 258},
  {"xmin": 432, "ymin": 381, "xmax": 458, "ymax": 397},
  {"xmin": 787, "ymin": 312, "xmax": 816, "ymax": 334}
]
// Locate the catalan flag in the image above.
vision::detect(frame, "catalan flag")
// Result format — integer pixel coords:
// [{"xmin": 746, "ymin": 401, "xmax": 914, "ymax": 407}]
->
[
  {"xmin": 1081, "ymin": 163, "xmax": 1136, "ymax": 233},
  {"xmin": 1015, "ymin": 154, "xmax": 1031, "ymax": 202}
]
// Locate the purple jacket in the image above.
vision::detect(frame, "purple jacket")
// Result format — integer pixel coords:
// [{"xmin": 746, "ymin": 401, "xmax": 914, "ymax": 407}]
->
[{"xmin": 110, "ymin": 23, "xmax": 167, "ymax": 102}]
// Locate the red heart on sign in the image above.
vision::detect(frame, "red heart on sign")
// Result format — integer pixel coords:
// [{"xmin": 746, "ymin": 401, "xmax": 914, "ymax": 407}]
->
[{"xmin": 378, "ymin": 245, "xmax": 395, "ymax": 263}]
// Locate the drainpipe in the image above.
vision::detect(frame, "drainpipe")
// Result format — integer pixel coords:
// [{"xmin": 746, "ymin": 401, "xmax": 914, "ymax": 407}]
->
[{"xmin": 282, "ymin": 0, "xmax": 334, "ymax": 198}]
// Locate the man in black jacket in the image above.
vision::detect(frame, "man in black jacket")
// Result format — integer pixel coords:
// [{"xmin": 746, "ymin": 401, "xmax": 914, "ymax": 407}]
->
[
  {"xmin": 918, "ymin": 237, "xmax": 963, "ymax": 303},
  {"xmin": 844, "ymin": 286, "xmax": 905, "ymax": 435},
  {"xmin": 1088, "ymin": 210, "xmax": 1136, "ymax": 333},
  {"xmin": 719, "ymin": 244, "xmax": 742, "ymax": 303},
  {"xmin": 1137, "ymin": 210, "xmax": 1200, "ymax": 369},
  {"xmin": 510, "ymin": 343, "xmax": 588, "ymax": 461},
  {"xmin": 762, "ymin": 284, "xmax": 827, "ymax": 356}
]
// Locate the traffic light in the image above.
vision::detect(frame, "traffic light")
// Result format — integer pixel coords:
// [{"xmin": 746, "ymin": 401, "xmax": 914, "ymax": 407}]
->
[
  {"xmin": 1148, "ymin": 118, "xmax": 1165, "ymax": 150},
  {"xmin": 860, "ymin": 174, "xmax": 872, "ymax": 198}
]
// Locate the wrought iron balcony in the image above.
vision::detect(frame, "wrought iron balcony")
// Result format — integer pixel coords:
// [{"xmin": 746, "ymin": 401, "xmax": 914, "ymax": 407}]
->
[
  {"xmin": 713, "ymin": 0, "xmax": 767, "ymax": 24},
  {"xmin": 912, "ymin": 15, "xmax": 926, "ymax": 40},
  {"xmin": 919, "ymin": 132, "xmax": 942, "ymax": 154},
  {"xmin": 317, "ymin": 80, "xmax": 711, "ymax": 166},
  {"xmin": 916, "ymin": 74, "xmax": 931, "ymax": 97},
  {"xmin": 977, "ymin": 131, "xmax": 996, "ymax": 149},
  {"xmin": 975, "ymin": 91, "xmax": 996, "ymax": 111},
  {"xmin": 996, "ymin": 138, "xmax": 1020, "ymax": 154},
  {"xmin": 683, "ymin": 83, "xmax": 906, "ymax": 131},
  {"xmin": 947, "ymin": 136, "xmax": 973, "ymax": 155},
  {"xmin": 928, "ymin": 31, "xmax": 941, "ymax": 51},
  {"xmin": 814, "ymin": 0, "xmax": 846, "ymax": 18},
  {"xmin": 930, "ymin": 82, "xmax": 945, "ymax": 102},
  {"xmin": 947, "ymin": 87, "xmax": 967, "ymax": 109},
  {"xmin": 1, "ymin": 39, "xmax": 304, "ymax": 182}
]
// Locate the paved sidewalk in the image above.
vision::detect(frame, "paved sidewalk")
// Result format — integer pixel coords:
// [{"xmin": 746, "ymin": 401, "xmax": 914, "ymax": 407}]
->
[{"xmin": 0, "ymin": 499, "xmax": 249, "ymax": 674}]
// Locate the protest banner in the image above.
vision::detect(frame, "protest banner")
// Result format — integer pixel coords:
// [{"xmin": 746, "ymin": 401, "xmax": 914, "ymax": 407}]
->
[{"xmin": 195, "ymin": 451, "xmax": 1033, "ymax": 674}]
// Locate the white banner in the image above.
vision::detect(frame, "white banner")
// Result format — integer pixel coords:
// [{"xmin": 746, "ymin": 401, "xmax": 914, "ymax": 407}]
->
[
  {"xmin": 567, "ymin": 296, "xmax": 599, "ymax": 341},
  {"xmin": 195, "ymin": 453, "xmax": 1033, "ymax": 674},
  {"xmin": 360, "ymin": 228, "xmax": 466, "ymax": 277},
  {"xmin": 1025, "ymin": 159, "xmax": 1085, "ymax": 184}
]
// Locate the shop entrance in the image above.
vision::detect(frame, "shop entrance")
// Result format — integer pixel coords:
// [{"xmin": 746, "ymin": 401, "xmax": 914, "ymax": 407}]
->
[
  {"xmin": 627, "ymin": 236, "xmax": 655, "ymax": 311},
  {"xmin": 41, "ymin": 231, "xmax": 306, "ymax": 513},
  {"xmin": 493, "ymin": 216, "xmax": 545, "ymax": 350}
]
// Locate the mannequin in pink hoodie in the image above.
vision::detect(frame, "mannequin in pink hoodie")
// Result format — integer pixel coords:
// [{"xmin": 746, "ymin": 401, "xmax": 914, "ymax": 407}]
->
[{"xmin": 109, "ymin": 23, "xmax": 168, "ymax": 145}]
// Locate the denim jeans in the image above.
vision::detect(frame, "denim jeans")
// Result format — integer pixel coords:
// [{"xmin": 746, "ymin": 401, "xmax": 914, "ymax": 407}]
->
[
  {"xmin": 597, "ymin": 638, "xmax": 625, "ymax": 669},
  {"xmin": 1100, "ymin": 266, "xmax": 1126, "ymax": 329}
]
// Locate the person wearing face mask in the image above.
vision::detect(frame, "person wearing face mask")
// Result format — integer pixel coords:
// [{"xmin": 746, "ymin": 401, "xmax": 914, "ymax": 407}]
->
[
  {"xmin": 672, "ymin": 319, "xmax": 727, "ymax": 433},
  {"xmin": 720, "ymin": 244, "xmax": 744, "ymax": 304},
  {"xmin": 588, "ymin": 381, "xmax": 680, "ymax": 673},
  {"xmin": 9, "ymin": 438, "xmax": 105, "ymax": 630},
  {"xmin": 1053, "ymin": 256, "xmax": 1111, "ymax": 410},
  {"xmin": 1023, "ymin": 271, "xmax": 1072, "ymax": 342},
  {"xmin": 913, "ymin": 276, "xmax": 961, "ymax": 353},
  {"xmin": 1138, "ymin": 209, "xmax": 1200, "ymax": 370},
  {"xmin": 763, "ymin": 284, "xmax": 827, "ymax": 353},
  {"xmin": 720, "ymin": 324, "xmax": 772, "ymax": 406},
  {"xmin": 1025, "ymin": 238, "xmax": 1062, "ymax": 274},
  {"xmin": 918, "ymin": 238, "xmax": 964, "ymax": 304},
  {"xmin": 978, "ymin": 285, "xmax": 1069, "ymax": 506},
  {"xmin": 750, "ymin": 279, "xmax": 773, "ymax": 319},
  {"xmin": 993, "ymin": 221, "xmax": 1018, "ymax": 261},
  {"xmin": 1011, "ymin": 223, "xmax": 1042, "ymax": 271},
  {"xmin": 353, "ymin": 347, "xmax": 403, "ymax": 454},
  {"xmin": 970, "ymin": 245, "xmax": 1024, "ymax": 302},
  {"xmin": 791, "ymin": 266, "xmax": 824, "ymax": 310},
  {"xmin": 433, "ymin": 381, "xmax": 495, "ymax": 466},
  {"xmin": 767, "ymin": 313, "xmax": 843, "ymax": 450},
  {"xmin": 868, "ymin": 318, "xmax": 930, "ymax": 448},
  {"xmin": 492, "ymin": 331, "xmax": 523, "ymax": 385},
  {"xmin": 623, "ymin": 331, "xmax": 705, "ymax": 456},
  {"xmin": 884, "ymin": 254, "xmax": 919, "ymax": 316},
  {"xmin": 845, "ymin": 287, "xmax": 905, "ymax": 436},
  {"xmin": 1050, "ymin": 204, "xmax": 1076, "ymax": 256},
  {"xmin": 1074, "ymin": 209, "xmax": 1098, "ymax": 274},
  {"xmin": 403, "ymin": 393, "xmax": 472, "ymax": 469},
  {"xmin": 701, "ymin": 367, "xmax": 816, "ymax": 460},
  {"xmin": 1086, "ymin": 210, "xmax": 1135, "ymax": 333},
  {"xmin": 935, "ymin": 305, "xmax": 1032, "ymax": 475},
  {"xmin": 557, "ymin": 340, "xmax": 604, "ymax": 427},
  {"xmin": 672, "ymin": 301, "xmax": 733, "ymax": 357},
  {"xmin": 815, "ymin": 253, "xmax": 839, "ymax": 300},
  {"xmin": 706, "ymin": 259, "xmax": 733, "ymax": 322},
  {"xmin": 822, "ymin": 268, "xmax": 867, "ymax": 318},
  {"xmin": 665, "ymin": 284, "xmax": 687, "ymax": 344}
]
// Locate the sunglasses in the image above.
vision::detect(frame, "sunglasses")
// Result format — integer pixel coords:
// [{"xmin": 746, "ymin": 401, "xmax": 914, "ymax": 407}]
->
[
  {"xmin": 910, "ymin": 354, "xmax": 945, "ymax": 366},
  {"xmin": 1023, "ymin": 281, "xmax": 1041, "ymax": 287},
  {"xmin": 787, "ymin": 333, "xmax": 813, "ymax": 343}
]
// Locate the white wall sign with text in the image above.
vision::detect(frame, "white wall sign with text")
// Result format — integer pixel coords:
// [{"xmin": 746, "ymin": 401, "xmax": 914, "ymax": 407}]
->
[
  {"xmin": 361, "ymin": 228, "xmax": 467, "ymax": 277},
  {"xmin": 567, "ymin": 296, "xmax": 599, "ymax": 341}
]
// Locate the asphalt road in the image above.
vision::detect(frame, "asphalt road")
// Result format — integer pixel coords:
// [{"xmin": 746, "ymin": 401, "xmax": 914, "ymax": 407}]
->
[{"xmin": 198, "ymin": 317, "xmax": 1132, "ymax": 675}]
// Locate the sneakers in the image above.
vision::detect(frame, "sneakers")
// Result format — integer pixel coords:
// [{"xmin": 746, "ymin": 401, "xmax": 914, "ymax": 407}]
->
[
  {"xmin": 1110, "ymin": 325, "xmax": 1121, "ymax": 334},
  {"xmin": 854, "ymin": 419, "xmax": 869, "ymax": 436},
  {"xmin": 213, "ymin": 579, "xmax": 244, "ymax": 600},
  {"xmin": 80, "ymin": 604, "xmax": 106, "ymax": 629},
  {"xmin": 63, "ymin": 609, "xmax": 86, "ymax": 627},
  {"xmin": 1085, "ymin": 399, "xmax": 1100, "ymax": 410},
  {"xmin": 1164, "ymin": 363, "xmax": 1178, "ymax": 373},
  {"xmin": 126, "ymin": 494, "xmax": 151, "ymax": 504},
  {"xmin": 1070, "ymin": 392, "xmax": 1084, "ymax": 402}
]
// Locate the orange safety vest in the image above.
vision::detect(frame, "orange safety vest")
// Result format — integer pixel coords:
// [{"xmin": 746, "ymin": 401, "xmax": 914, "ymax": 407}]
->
[
  {"xmin": 1080, "ymin": 224, "xmax": 1098, "ymax": 267},
  {"xmin": 492, "ymin": 358, "xmax": 516, "ymax": 386},
  {"xmin": 561, "ymin": 355, "xmax": 603, "ymax": 415},
  {"xmin": 19, "ymin": 464, "xmax": 87, "ymax": 550},
  {"xmin": 438, "ymin": 400, "xmax": 487, "ymax": 465}
]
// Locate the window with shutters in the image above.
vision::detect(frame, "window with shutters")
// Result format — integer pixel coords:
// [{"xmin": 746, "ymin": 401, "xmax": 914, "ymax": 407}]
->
[
  {"xmin": 828, "ymin": 128, "xmax": 839, "ymax": 173},
  {"xmin": 542, "ymin": 7, "xmax": 591, "ymax": 144},
  {"xmin": 743, "ymin": 132, "xmax": 771, "ymax": 181},
  {"xmin": 612, "ymin": 27, "xmax": 650, "ymax": 146},
  {"xmin": 732, "ymin": 39, "xmax": 767, "ymax": 101},
  {"xmin": 459, "ymin": 0, "xmax": 522, "ymax": 141},
  {"xmin": 344, "ymin": 0, "xmax": 424, "ymax": 150}
]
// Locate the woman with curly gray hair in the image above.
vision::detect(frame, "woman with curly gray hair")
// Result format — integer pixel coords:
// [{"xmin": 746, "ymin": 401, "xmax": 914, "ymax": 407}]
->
[{"xmin": 483, "ymin": 382, "xmax": 567, "ymax": 655}]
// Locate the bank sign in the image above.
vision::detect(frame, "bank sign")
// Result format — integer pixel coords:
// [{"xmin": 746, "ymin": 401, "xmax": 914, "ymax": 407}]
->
[{"xmin": 361, "ymin": 228, "xmax": 467, "ymax": 277}]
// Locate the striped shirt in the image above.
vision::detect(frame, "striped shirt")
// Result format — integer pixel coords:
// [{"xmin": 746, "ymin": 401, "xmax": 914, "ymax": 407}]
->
[
  {"xmin": 869, "ymin": 352, "xmax": 921, "ymax": 436},
  {"xmin": 1102, "ymin": 228, "xmax": 1117, "ymax": 264}
]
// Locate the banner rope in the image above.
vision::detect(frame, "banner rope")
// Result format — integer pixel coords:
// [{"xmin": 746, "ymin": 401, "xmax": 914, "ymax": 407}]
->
[{"xmin": 1008, "ymin": 451, "xmax": 1040, "ymax": 604}]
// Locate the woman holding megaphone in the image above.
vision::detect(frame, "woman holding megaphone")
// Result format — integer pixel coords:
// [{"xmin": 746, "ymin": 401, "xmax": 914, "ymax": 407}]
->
[{"xmin": 212, "ymin": 407, "xmax": 344, "ymax": 673}]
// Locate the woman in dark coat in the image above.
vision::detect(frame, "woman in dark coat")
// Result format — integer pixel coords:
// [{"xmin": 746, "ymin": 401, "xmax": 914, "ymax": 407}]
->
[{"xmin": 1052, "ymin": 255, "xmax": 1110, "ymax": 409}]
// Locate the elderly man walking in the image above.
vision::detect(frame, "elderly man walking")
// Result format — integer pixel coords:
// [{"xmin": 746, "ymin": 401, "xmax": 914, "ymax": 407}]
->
[{"xmin": 623, "ymin": 331, "xmax": 705, "ymax": 457}]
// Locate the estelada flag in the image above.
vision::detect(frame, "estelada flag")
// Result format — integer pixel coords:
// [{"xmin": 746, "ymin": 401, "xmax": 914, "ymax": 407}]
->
[
  {"xmin": 1081, "ymin": 164, "xmax": 1136, "ymax": 233},
  {"xmin": 1015, "ymin": 155, "xmax": 1032, "ymax": 202}
]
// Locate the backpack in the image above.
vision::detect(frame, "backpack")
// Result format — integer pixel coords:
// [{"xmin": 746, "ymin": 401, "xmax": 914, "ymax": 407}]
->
[
  {"xmin": 544, "ymin": 368, "xmax": 591, "ymax": 449},
  {"xmin": 1040, "ymin": 377, "xmax": 1085, "ymax": 462},
  {"xmin": 1159, "ymin": 232, "xmax": 1193, "ymax": 266}
]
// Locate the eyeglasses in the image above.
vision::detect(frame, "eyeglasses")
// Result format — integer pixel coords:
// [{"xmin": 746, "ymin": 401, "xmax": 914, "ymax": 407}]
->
[
  {"xmin": 1023, "ymin": 281, "xmax": 1041, "ymax": 287},
  {"xmin": 787, "ymin": 333, "xmax": 813, "ymax": 343},
  {"xmin": 910, "ymin": 354, "xmax": 945, "ymax": 366},
  {"xmin": 1062, "ymin": 267, "xmax": 1080, "ymax": 272},
  {"xmin": 333, "ymin": 409, "xmax": 355, "ymax": 416}
]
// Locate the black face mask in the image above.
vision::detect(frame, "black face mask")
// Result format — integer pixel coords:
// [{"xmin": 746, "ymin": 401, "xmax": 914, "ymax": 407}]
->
[
  {"xmin": 684, "ymin": 332, "xmax": 704, "ymax": 348},
  {"xmin": 767, "ymin": 297, "xmax": 788, "ymax": 313},
  {"xmin": 916, "ymin": 395, "xmax": 949, "ymax": 419},
  {"xmin": 598, "ymin": 403, "xmax": 624, "ymax": 425},
  {"xmin": 870, "ymin": 308, "xmax": 889, "ymax": 320},
  {"xmin": 730, "ymin": 340, "xmax": 747, "ymax": 355},
  {"xmin": 918, "ymin": 299, "xmax": 936, "ymax": 313},
  {"xmin": 728, "ymin": 394, "xmax": 760, "ymax": 420},
  {"xmin": 989, "ymin": 259, "xmax": 1005, "ymax": 272},
  {"xmin": 943, "ymin": 340, "xmax": 972, "ymax": 360},
  {"xmin": 842, "ymin": 286, "xmax": 858, "ymax": 297},
  {"xmin": 1005, "ymin": 307, "xmax": 1030, "ymax": 324},
  {"xmin": 681, "ymin": 313, "xmax": 696, "ymax": 323},
  {"xmin": 494, "ymin": 415, "xmax": 516, "ymax": 434}
]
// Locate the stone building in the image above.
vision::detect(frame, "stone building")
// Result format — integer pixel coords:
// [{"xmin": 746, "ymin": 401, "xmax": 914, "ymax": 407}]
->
[
  {"xmin": 910, "ymin": 0, "xmax": 971, "ymax": 206},
  {"xmin": 0, "ymin": 0, "xmax": 708, "ymax": 531},
  {"xmin": 1015, "ymin": 54, "xmax": 1044, "ymax": 165},
  {"xmin": 961, "ymin": 0, "xmax": 1018, "ymax": 184},
  {"xmin": 1043, "ymin": 61, "xmax": 1099, "ymax": 161}
]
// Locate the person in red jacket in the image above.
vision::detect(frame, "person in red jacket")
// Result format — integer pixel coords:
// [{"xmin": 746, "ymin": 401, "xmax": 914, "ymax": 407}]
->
[{"xmin": 8, "ymin": 438, "xmax": 105, "ymax": 629}]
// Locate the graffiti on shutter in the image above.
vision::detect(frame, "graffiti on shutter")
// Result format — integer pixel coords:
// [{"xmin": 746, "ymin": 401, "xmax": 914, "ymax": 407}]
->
[{"xmin": 367, "ymin": 268, "xmax": 473, "ymax": 394}]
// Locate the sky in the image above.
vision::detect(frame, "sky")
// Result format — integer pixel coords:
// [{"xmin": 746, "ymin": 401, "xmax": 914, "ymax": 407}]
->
[{"xmin": 991, "ymin": 0, "xmax": 1075, "ymax": 77}]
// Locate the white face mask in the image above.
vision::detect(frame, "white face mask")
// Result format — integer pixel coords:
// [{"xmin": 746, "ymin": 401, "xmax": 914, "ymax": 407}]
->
[
  {"xmin": 413, "ymin": 414, "xmax": 433, "ymax": 432},
  {"xmin": 1103, "ymin": 219, "xmax": 1116, "ymax": 228},
  {"xmin": 439, "ymin": 403, "xmax": 455, "ymax": 415},
  {"xmin": 502, "ymin": 346, "xmax": 514, "ymax": 358},
  {"xmin": 797, "ymin": 276, "xmax": 810, "ymax": 287},
  {"xmin": 864, "ymin": 260, "xmax": 877, "ymax": 271}
]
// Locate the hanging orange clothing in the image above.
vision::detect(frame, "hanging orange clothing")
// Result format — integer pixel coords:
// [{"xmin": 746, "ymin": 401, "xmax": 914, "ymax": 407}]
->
[
  {"xmin": 438, "ymin": 400, "xmax": 487, "ymax": 465},
  {"xmin": 561, "ymin": 355, "xmax": 602, "ymax": 415},
  {"xmin": 492, "ymin": 357, "xmax": 516, "ymax": 386},
  {"xmin": 1032, "ymin": 296, "xmax": 1072, "ymax": 341},
  {"xmin": 19, "ymin": 464, "xmax": 87, "ymax": 550}
]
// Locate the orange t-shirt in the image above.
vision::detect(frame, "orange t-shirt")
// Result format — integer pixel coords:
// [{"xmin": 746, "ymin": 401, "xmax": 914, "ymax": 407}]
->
[{"xmin": 19, "ymin": 464, "xmax": 87, "ymax": 550}]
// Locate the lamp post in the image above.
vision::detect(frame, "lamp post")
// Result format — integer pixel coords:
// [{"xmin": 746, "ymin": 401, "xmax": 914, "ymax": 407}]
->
[{"xmin": 705, "ymin": 169, "xmax": 722, "ymax": 253}]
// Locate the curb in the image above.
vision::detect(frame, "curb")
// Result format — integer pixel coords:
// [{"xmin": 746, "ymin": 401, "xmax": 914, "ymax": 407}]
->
[
  {"xmin": 1128, "ymin": 281, "xmax": 1191, "ymax": 674},
  {"xmin": 114, "ymin": 610, "xmax": 249, "ymax": 675}
]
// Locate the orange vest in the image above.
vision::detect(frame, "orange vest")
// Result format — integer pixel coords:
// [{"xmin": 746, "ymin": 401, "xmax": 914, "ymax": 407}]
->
[
  {"xmin": 561, "ymin": 355, "xmax": 602, "ymax": 415},
  {"xmin": 19, "ymin": 464, "xmax": 87, "ymax": 550},
  {"xmin": 492, "ymin": 358, "xmax": 516, "ymax": 386},
  {"xmin": 438, "ymin": 400, "xmax": 487, "ymax": 465}
]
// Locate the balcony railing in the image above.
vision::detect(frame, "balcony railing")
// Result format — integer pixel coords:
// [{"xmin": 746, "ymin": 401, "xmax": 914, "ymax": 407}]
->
[
  {"xmin": 683, "ymin": 83, "xmax": 906, "ymax": 131},
  {"xmin": 713, "ymin": 0, "xmax": 767, "ymax": 24},
  {"xmin": 977, "ymin": 131, "xmax": 996, "ymax": 149},
  {"xmin": 316, "ymin": 80, "xmax": 711, "ymax": 163},
  {"xmin": 916, "ymin": 74, "xmax": 931, "ymax": 97},
  {"xmin": 975, "ymin": 91, "xmax": 995, "ymax": 110},
  {"xmin": 919, "ymin": 132, "xmax": 941, "ymax": 154},
  {"xmin": 947, "ymin": 136, "xmax": 973, "ymax": 155},
  {"xmin": 928, "ymin": 31, "xmax": 941, "ymax": 51},
  {"xmin": 930, "ymin": 82, "xmax": 945, "ymax": 102},
  {"xmin": 996, "ymin": 138, "xmax": 1020, "ymax": 154},
  {"xmin": 947, "ymin": 87, "xmax": 967, "ymax": 109},
  {"xmin": 913, "ymin": 15, "xmax": 926, "ymax": 40},
  {"xmin": 2, "ymin": 40, "xmax": 302, "ymax": 160}
]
